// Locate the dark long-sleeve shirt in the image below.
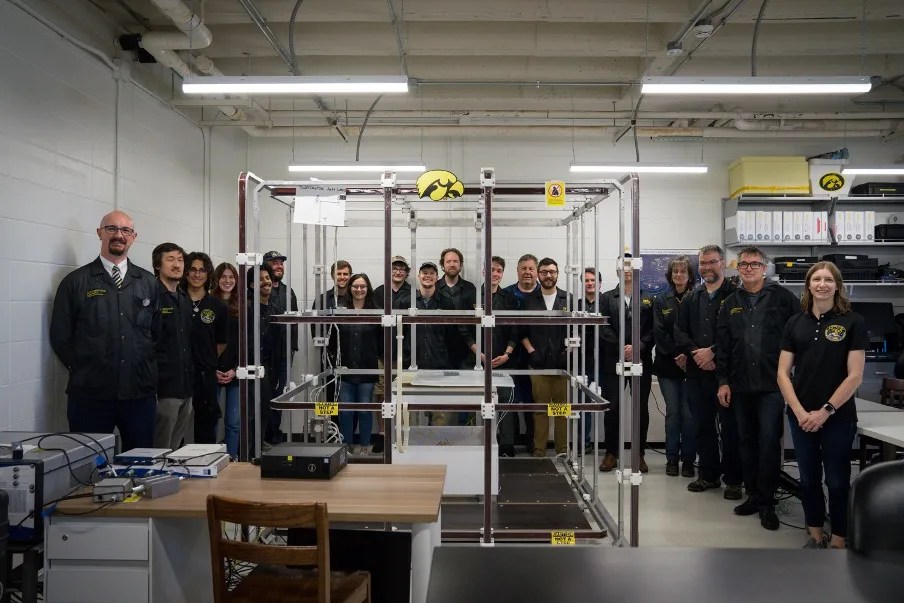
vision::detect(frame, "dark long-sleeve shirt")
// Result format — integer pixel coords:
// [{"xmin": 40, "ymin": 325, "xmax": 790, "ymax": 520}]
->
[{"xmin": 674, "ymin": 279, "xmax": 736, "ymax": 380}]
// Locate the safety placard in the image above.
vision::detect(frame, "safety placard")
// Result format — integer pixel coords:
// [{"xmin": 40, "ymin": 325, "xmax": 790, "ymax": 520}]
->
[
  {"xmin": 547, "ymin": 403, "xmax": 571, "ymax": 417},
  {"xmin": 550, "ymin": 530, "xmax": 576, "ymax": 545},
  {"xmin": 315, "ymin": 402, "xmax": 339, "ymax": 416},
  {"xmin": 545, "ymin": 180, "xmax": 566, "ymax": 206}
]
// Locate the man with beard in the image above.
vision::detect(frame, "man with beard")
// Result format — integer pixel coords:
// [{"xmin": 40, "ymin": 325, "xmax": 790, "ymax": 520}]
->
[
  {"xmin": 151, "ymin": 243, "xmax": 194, "ymax": 451},
  {"xmin": 504, "ymin": 254, "xmax": 541, "ymax": 452},
  {"xmin": 51, "ymin": 211, "xmax": 160, "ymax": 451},
  {"xmin": 436, "ymin": 248, "xmax": 477, "ymax": 370},
  {"xmin": 415, "ymin": 261, "xmax": 455, "ymax": 425},
  {"xmin": 312, "ymin": 260, "xmax": 353, "ymax": 404},
  {"xmin": 674, "ymin": 245, "xmax": 743, "ymax": 500},
  {"xmin": 716, "ymin": 246, "xmax": 798, "ymax": 530},
  {"xmin": 521, "ymin": 258, "xmax": 571, "ymax": 456},
  {"xmin": 263, "ymin": 250, "xmax": 298, "ymax": 387}
]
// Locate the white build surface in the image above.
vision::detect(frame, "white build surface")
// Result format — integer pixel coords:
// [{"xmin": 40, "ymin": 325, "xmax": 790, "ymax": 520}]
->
[{"xmin": 394, "ymin": 426, "xmax": 500, "ymax": 496}]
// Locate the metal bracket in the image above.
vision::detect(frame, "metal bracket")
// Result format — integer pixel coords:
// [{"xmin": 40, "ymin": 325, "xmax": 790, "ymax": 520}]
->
[
  {"xmin": 313, "ymin": 336, "xmax": 328, "ymax": 347},
  {"xmin": 618, "ymin": 256, "xmax": 644, "ymax": 271},
  {"xmin": 615, "ymin": 362, "xmax": 644, "ymax": 376},
  {"xmin": 235, "ymin": 252, "xmax": 264, "ymax": 266},
  {"xmin": 571, "ymin": 374, "xmax": 588, "ymax": 386},
  {"xmin": 480, "ymin": 167, "xmax": 496, "ymax": 187},
  {"xmin": 381, "ymin": 315, "xmax": 396, "ymax": 327},
  {"xmin": 313, "ymin": 264, "xmax": 325, "ymax": 275},
  {"xmin": 565, "ymin": 336, "xmax": 581, "ymax": 348},
  {"xmin": 615, "ymin": 469, "xmax": 644, "ymax": 486},
  {"xmin": 382, "ymin": 171, "xmax": 397, "ymax": 188},
  {"xmin": 236, "ymin": 365, "xmax": 266, "ymax": 380},
  {"xmin": 481, "ymin": 393, "xmax": 497, "ymax": 420},
  {"xmin": 473, "ymin": 307, "xmax": 485, "ymax": 318},
  {"xmin": 481, "ymin": 315, "xmax": 496, "ymax": 328},
  {"xmin": 381, "ymin": 401, "xmax": 396, "ymax": 419}
]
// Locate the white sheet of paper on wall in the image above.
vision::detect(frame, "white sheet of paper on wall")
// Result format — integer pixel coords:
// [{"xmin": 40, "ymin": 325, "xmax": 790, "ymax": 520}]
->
[{"xmin": 293, "ymin": 186, "xmax": 347, "ymax": 226}]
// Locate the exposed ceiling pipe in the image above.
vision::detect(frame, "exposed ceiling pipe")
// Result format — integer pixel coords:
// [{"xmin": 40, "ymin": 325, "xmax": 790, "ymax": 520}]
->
[
  {"xmin": 668, "ymin": 1, "xmax": 716, "ymax": 47},
  {"xmin": 733, "ymin": 118, "xmax": 898, "ymax": 132},
  {"xmin": 138, "ymin": 0, "xmax": 247, "ymax": 121},
  {"xmin": 637, "ymin": 127, "xmax": 886, "ymax": 139}
]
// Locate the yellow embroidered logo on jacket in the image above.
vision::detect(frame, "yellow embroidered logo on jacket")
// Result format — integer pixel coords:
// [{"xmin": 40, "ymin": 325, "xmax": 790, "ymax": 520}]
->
[
  {"xmin": 824, "ymin": 324, "xmax": 847, "ymax": 342},
  {"xmin": 87, "ymin": 289, "xmax": 106, "ymax": 298},
  {"xmin": 661, "ymin": 308, "xmax": 673, "ymax": 316},
  {"xmin": 730, "ymin": 307, "xmax": 743, "ymax": 315},
  {"xmin": 161, "ymin": 307, "xmax": 174, "ymax": 315},
  {"xmin": 642, "ymin": 298, "xmax": 652, "ymax": 306},
  {"xmin": 200, "ymin": 309, "xmax": 215, "ymax": 324}
]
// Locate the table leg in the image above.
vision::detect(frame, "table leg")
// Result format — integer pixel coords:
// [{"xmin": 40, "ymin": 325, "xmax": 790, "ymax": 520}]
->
[
  {"xmin": 880, "ymin": 442, "xmax": 898, "ymax": 462},
  {"xmin": 410, "ymin": 512, "xmax": 441, "ymax": 603},
  {"xmin": 21, "ymin": 546, "xmax": 40, "ymax": 603}
]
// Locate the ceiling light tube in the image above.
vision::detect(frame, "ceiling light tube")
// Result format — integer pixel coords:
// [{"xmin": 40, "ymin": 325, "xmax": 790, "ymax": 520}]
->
[
  {"xmin": 841, "ymin": 166, "xmax": 904, "ymax": 175},
  {"xmin": 641, "ymin": 76, "xmax": 872, "ymax": 95},
  {"xmin": 289, "ymin": 163, "xmax": 426, "ymax": 173},
  {"xmin": 570, "ymin": 163, "xmax": 708, "ymax": 174},
  {"xmin": 183, "ymin": 76, "xmax": 409, "ymax": 95}
]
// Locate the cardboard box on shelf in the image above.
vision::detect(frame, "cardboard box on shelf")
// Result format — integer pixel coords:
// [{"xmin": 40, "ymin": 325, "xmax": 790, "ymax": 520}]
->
[{"xmin": 729, "ymin": 156, "xmax": 810, "ymax": 199}]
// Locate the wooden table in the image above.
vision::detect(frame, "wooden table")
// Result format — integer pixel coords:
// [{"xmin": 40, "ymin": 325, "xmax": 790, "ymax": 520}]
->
[{"xmin": 45, "ymin": 463, "xmax": 446, "ymax": 603}]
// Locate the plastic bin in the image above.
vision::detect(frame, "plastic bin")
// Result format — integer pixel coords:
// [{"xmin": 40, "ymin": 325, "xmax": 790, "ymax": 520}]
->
[
  {"xmin": 729, "ymin": 156, "xmax": 810, "ymax": 198},
  {"xmin": 809, "ymin": 158, "xmax": 852, "ymax": 196}
]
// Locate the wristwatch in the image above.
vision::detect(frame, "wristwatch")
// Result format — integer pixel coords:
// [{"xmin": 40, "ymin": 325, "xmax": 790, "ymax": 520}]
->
[{"xmin": 822, "ymin": 403, "xmax": 836, "ymax": 416}]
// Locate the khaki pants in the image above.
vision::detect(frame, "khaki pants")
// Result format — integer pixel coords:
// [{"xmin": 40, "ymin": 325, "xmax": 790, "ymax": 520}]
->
[
  {"xmin": 154, "ymin": 397, "xmax": 192, "ymax": 450},
  {"xmin": 531, "ymin": 375, "xmax": 568, "ymax": 455}
]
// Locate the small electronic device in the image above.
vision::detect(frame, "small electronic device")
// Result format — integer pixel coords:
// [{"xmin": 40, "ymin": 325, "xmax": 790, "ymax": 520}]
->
[
  {"xmin": 134, "ymin": 475, "xmax": 181, "ymax": 498},
  {"xmin": 92, "ymin": 477, "xmax": 133, "ymax": 503},
  {"xmin": 114, "ymin": 448, "xmax": 171, "ymax": 465},
  {"xmin": 260, "ymin": 443, "xmax": 348, "ymax": 480},
  {"xmin": 166, "ymin": 443, "xmax": 226, "ymax": 461}
]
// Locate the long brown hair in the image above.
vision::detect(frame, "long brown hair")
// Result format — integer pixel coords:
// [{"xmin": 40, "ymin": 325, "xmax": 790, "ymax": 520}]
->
[
  {"xmin": 800, "ymin": 261, "xmax": 851, "ymax": 314},
  {"xmin": 211, "ymin": 262, "xmax": 240, "ymax": 317}
]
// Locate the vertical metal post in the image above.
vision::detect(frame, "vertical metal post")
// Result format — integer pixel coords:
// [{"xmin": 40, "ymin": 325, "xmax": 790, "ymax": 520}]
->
[
  {"xmin": 474, "ymin": 208, "xmax": 483, "ymax": 370},
  {"xmin": 481, "ymin": 175, "xmax": 495, "ymax": 545},
  {"xmin": 382, "ymin": 173, "xmax": 395, "ymax": 464},
  {"xmin": 592, "ymin": 205, "xmax": 600, "ymax": 497},
  {"xmin": 237, "ymin": 174, "xmax": 250, "ymax": 461},
  {"xmin": 615, "ymin": 187, "xmax": 626, "ymax": 545},
  {"xmin": 410, "ymin": 216, "xmax": 418, "ymax": 369},
  {"xmin": 252, "ymin": 185, "xmax": 263, "ymax": 458},
  {"xmin": 284, "ymin": 203, "xmax": 293, "ymax": 441},
  {"xmin": 578, "ymin": 212, "xmax": 586, "ymax": 480},
  {"xmin": 301, "ymin": 224, "xmax": 309, "ymax": 443},
  {"xmin": 628, "ymin": 174, "xmax": 642, "ymax": 547}
]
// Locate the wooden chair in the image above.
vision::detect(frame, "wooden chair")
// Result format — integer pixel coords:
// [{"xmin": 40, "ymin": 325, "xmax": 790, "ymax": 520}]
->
[
  {"xmin": 206, "ymin": 495, "xmax": 370, "ymax": 603},
  {"xmin": 879, "ymin": 378, "xmax": 904, "ymax": 409}
]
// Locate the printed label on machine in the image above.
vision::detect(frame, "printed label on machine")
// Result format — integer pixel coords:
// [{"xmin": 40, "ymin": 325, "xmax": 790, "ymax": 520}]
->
[
  {"xmin": 547, "ymin": 403, "xmax": 571, "ymax": 417},
  {"xmin": 315, "ymin": 402, "xmax": 339, "ymax": 416},
  {"xmin": 551, "ymin": 530, "xmax": 576, "ymax": 545}
]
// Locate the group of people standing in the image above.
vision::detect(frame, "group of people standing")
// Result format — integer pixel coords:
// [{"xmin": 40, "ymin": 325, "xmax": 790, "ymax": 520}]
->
[{"xmin": 50, "ymin": 211, "xmax": 866, "ymax": 548}]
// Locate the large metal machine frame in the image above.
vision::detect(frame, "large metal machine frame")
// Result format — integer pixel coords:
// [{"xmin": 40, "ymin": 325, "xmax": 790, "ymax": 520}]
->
[{"xmin": 236, "ymin": 170, "xmax": 646, "ymax": 546}]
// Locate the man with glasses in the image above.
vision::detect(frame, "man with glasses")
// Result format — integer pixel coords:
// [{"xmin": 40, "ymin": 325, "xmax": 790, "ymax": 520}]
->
[
  {"xmin": 51, "ymin": 211, "xmax": 160, "ymax": 451},
  {"xmin": 504, "ymin": 254, "xmax": 542, "ymax": 452},
  {"xmin": 674, "ymin": 245, "xmax": 743, "ymax": 500},
  {"xmin": 716, "ymin": 246, "xmax": 798, "ymax": 530}
]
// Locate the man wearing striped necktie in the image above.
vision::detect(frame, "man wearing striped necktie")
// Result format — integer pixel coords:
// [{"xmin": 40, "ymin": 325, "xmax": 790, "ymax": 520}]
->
[{"xmin": 51, "ymin": 211, "xmax": 161, "ymax": 452}]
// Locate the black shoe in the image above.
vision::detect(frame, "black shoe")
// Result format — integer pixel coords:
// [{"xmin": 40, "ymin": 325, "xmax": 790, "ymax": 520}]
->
[
  {"xmin": 681, "ymin": 462, "xmax": 696, "ymax": 478},
  {"xmin": 733, "ymin": 496, "xmax": 759, "ymax": 516},
  {"xmin": 500, "ymin": 445, "xmax": 516, "ymax": 458},
  {"xmin": 665, "ymin": 460, "xmax": 679, "ymax": 476},
  {"xmin": 687, "ymin": 478, "xmax": 720, "ymax": 492},
  {"xmin": 371, "ymin": 433, "xmax": 384, "ymax": 454},
  {"xmin": 724, "ymin": 485, "xmax": 744, "ymax": 501},
  {"xmin": 760, "ymin": 506, "xmax": 780, "ymax": 530},
  {"xmin": 584, "ymin": 442, "xmax": 595, "ymax": 454}
]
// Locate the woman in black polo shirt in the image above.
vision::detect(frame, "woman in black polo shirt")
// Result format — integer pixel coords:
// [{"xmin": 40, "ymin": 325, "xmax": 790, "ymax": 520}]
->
[{"xmin": 777, "ymin": 261, "xmax": 866, "ymax": 549}]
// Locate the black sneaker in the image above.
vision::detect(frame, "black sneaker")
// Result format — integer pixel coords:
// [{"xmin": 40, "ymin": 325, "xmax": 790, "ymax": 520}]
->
[
  {"xmin": 665, "ymin": 460, "xmax": 679, "ymax": 476},
  {"xmin": 371, "ymin": 433, "xmax": 384, "ymax": 454},
  {"xmin": 500, "ymin": 445, "xmax": 516, "ymax": 458},
  {"xmin": 584, "ymin": 442, "xmax": 596, "ymax": 454},
  {"xmin": 681, "ymin": 462, "xmax": 696, "ymax": 478},
  {"xmin": 724, "ymin": 485, "xmax": 744, "ymax": 500},
  {"xmin": 733, "ymin": 496, "xmax": 759, "ymax": 516},
  {"xmin": 687, "ymin": 478, "xmax": 720, "ymax": 492},
  {"xmin": 760, "ymin": 506, "xmax": 780, "ymax": 530}
]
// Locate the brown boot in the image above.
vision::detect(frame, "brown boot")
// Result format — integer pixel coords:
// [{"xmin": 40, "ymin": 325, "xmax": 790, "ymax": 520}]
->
[
  {"xmin": 639, "ymin": 456, "xmax": 649, "ymax": 473},
  {"xmin": 599, "ymin": 453, "xmax": 617, "ymax": 472}
]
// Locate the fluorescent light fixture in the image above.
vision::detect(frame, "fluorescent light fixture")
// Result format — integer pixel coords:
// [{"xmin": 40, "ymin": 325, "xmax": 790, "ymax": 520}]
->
[
  {"xmin": 183, "ymin": 75, "xmax": 409, "ymax": 95},
  {"xmin": 842, "ymin": 166, "xmax": 904, "ymax": 175},
  {"xmin": 570, "ymin": 162, "xmax": 708, "ymax": 174},
  {"xmin": 289, "ymin": 163, "xmax": 426, "ymax": 173},
  {"xmin": 641, "ymin": 76, "xmax": 872, "ymax": 95}
]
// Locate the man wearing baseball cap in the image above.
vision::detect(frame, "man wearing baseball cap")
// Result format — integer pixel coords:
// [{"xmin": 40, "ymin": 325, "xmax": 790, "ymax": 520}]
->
[{"xmin": 263, "ymin": 250, "xmax": 297, "ymax": 444}]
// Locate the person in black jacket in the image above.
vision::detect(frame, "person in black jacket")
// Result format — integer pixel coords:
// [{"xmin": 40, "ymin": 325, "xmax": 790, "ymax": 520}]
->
[
  {"xmin": 674, "ymin": 245, "xmax": 743, "ymax": 499},
  {"xmin": 337, "ymin": 274, "xmax": 382, "ymax": 454},
  {"xmin": 312, "ymin": 260, "xmax": 352, "ymax": 403},
  {"xmin": 461, "ymin": 256, "xmax": 518, "ymax": 455},
  {"xmin": 151, "ymin": 243, "xmax": 194, "ymax": 451},
  {"xmin": 436, "ymin": 248, "xmax": 477, "ymax": 370},
  {"xmin": 416, "ymin": 262, "xmax": 455, "ymax": 425},
  {"xmin": 597, "ymin": 258, "xmax": 654, "ymax": 473},
  {"xmin": 50, "ymin": 210, "xmax": 160, "ymax": 452},
  {"xmin": 653, "ymin": 256, "xmax": 696, "ymax": 478},
  {"xmin": 264, "ymin": 250, "xmax": 298, "ymax": 411},
  {"xmin": 716, "ymin": 246, "xmax": 799, "ymax": 530},
  {"xmin": 247, "ymin": 264, "xmax": 279, "ymax": 451},
  {"xmin": 578, "ymin": 267, "xmax": 603, "ymax": 453},
  {"xmin": 211, "ymin": 262, "xmax": 241, "ymax": 459},
  {"xmin": 183, "ymin": 252, "xmax": 227, "ymax": 445},
  {"xmin": 521, "ymin": 257, "xmax": 571, "ymax": 456}
]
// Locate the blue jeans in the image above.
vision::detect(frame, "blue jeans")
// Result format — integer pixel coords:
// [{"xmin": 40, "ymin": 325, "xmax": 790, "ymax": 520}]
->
[
  {"xmin": 660, "ymin": 377, "xmax": 695, "ymax": 463},
  {"xmin": 67, "ymin": 395, "xmax": 157, "ymax": 452},
  {"xmin": 734, "ymin": 391, "xmax": 785, "ymax": 507},
  {"xmin": 789, "ymin": 414, "xmax": 856, "ymax": 538},
  {"xmin": 338, "ymin": 381, "xmax": 375, "ymax": 447},
  {"xmin": 687, "ymin": 375, "xmax": 742, "ymax": 485},
  {"xmin": 221, "ymin": 382, "xmax": 240, "ymax": 458}
]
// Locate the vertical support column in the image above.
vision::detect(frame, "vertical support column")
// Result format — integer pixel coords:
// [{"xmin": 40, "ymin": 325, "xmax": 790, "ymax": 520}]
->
[
  {"xmin": 592, "ymin": 205, "xmax": 601, "ymax": 496},
  {"xmin": 615, "ymin": 187, "xmax": 626, "ymax": 545},
  {"xmin": 382, "ymin": 172, "xmax": 396, "ymax": 464},
  {"xmin": 237, "ymin": 174, "xmax": 250, "ymax": 462},
  {"xmin": 252, "ymin": 185, "xmax": 263, "ymax": 458},
  {"xmin": 480, "ymin": 168, "xmax": 495, "ymax": 546},
  {"xmin": 627, "ymin": 174, "xmax": 642, "ymax": 547},
  {"xmin": 409, "ymin": 213, "xmax": 418, "ymax": 370},
  {"xmin": 284, "ymin": 203, "xmax": 294, "ymax": 441},
  {"xmin": 301, "ymin": 224, "xmax": 309, "ymax": 444}
]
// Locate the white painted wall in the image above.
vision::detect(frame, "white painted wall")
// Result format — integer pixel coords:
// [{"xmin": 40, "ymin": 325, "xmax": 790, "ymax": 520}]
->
[{"xmin": 0, "ymin": 1, "xmax": 247, "ymax": 432}]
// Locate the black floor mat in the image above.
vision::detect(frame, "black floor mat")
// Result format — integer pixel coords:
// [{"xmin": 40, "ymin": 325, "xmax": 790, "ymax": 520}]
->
[
  {"xmin": 498, "ymin": 474, "xmax": 576, "ymax": 504},
  {"xmin": 497, "ymin": 457, "xmax": 558, "ymax": 475},
  {"xmin": 441, "ymin": 502, "xmax": 591, "ymax": 530}
]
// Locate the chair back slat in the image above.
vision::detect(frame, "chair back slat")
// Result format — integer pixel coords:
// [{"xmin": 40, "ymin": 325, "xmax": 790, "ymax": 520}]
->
[
  {"xmin": 880, "ymin": 378, "xmax": 904, "ymax": 408},
  {"xmin": 218, "ymin": 540, "xmax": 320, "ymax": 567}
]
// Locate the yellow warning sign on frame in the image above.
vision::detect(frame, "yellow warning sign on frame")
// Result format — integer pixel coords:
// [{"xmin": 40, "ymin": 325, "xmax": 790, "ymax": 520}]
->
[
  {"xmin": 315, "ymin": 402, "xmax": 339, "ymax": 416},
  {"xmin": 545, "ymin": 180, "xmax": 566, "ymax": 206},
  {"xmin": 548, "ymin": 403, "xmax": 572, "ymax": 417},
  {"xmin": 551, "ymin": 530, "xmax": 576, "ymax": 545}
]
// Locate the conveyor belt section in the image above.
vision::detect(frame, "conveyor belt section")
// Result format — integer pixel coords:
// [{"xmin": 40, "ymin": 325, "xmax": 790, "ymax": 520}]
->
[{"xmin": 441, "ymin": 458, "xmax": 606, "ymax": 542}]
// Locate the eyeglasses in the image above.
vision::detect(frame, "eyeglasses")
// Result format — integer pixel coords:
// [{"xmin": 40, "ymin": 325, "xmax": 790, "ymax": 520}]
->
[
  {"xmin": 188, "ymin": 267, "xmax": 208, "ymax": 274},
  {"xmin": 737, "ymin": 261, "xmax": 765, "ymax": 270},
  {"xmin": 699, "ymin": 259, "xmax": 721, "ymax": 267},
  {"xmin": 101, "ymin": 225, "xmax": 135, "ymax": 236},
  {"xmin": 391, "ymin": 267, "xmax": 408, "ymax": 273},
  {"xmin": 539, "ymin": 270, "xmax": 558, "ymax": 276}
]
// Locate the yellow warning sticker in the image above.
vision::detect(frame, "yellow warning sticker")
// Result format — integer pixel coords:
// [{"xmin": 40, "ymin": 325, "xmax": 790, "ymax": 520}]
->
[
  {"xmin": 551, "ymin": 530, "xmax": 576, "ymax": 545},
  {"xmin": 315, "ymin": 402, "xmax": 339, "ymax": 416},
  {"xmin": 123, "ymin": 494, "xmax": 142, "ymax": 503},
  {"xmin": 545, "ymin": 180, "xmax": 566, "ymax": 206},
  {"xmin": 547, "ymin": 403, "xmax": 571, "ymax": 417}
]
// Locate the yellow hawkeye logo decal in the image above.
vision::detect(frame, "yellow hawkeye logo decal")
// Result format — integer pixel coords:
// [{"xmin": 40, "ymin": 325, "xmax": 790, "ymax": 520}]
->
[{"xmin": 416, "ymin": 169, "xmax": 465, "ymax": 201}]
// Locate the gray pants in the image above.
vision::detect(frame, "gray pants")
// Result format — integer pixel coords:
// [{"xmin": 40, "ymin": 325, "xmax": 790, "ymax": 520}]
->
[{"xmin": 154, "ymin": 397, "xmax": 192, "ymax": 450}]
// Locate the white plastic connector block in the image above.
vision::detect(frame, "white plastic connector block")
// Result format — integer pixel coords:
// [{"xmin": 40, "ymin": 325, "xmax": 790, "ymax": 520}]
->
[
  {"xmin": 615, "ymin": 362, "xmax": 644, "ymax": 376},
  {"xmin": 481, "ymin": 402, "xmax": 496, "ymax": 420},
  {"xmin": 381, "ymin": 171, "xmax": 396, "ymax": 188},
  {"xmin": 617, "ymin": 256, "xmax": 644, "ymax": 271},
  {"xmin": 235, "ymin": 252, "xmax": 264, "ymax": 266},
  {"xmin": 565, "ymin": 336, "xmax": 582, "ymax": 348},
  {"xmin": 616, "ymin": 469, "xmax": 644, "ymax": 486},
  {"xmin": 312, "ymin": 336, "xmax": 328, "ymax": 347},
  {"xmin": 480, "ymin": 167, "xmax": 495, "ymax": 187},
  {"xmin": 381, "ymin": 401, "xmax": 396, "ymax": 419},
  {"xmin": 381, "ymin": 315, "xmax": 396, "ymax": 327},
  {"xmin": 473, "ymin": 307, "xmax": 484, "ymax": 318},
  {"xmin": 236, "ymin": 366, "xmax": 266, "ymax": 379},
  {"xmin": 572, "ymin": 374, "xmax": 588, "ymax": 386},
  {"xmin": 407, "ymin": 307, "xmax": 417, "ymax": 316},
  {"xmin": 481, "ymin": 315, "xmax": 496, "ymax": 328}
]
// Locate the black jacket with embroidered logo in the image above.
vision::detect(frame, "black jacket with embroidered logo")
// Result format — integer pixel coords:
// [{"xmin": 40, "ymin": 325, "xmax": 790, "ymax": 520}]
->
[
  {"xmin": 436, "ymin": 277, "xmax": 477, "ymax": 368},
  {"xmin": 598, "ymin": 286, "xmax": 654, "ymax": 374},
  {"xmin": 155, "ymin": 285, "xmax": 194, "ymax": 399},
  {"xmin": 373, "ymin": 281, "xmax": 413, "ymax": 367},
  {"xmin": 50, "ymin": 258, "xmax": 160, "ymax": 399},
  {"xmin": 415, "ymin": 289, "xmax": 455, "ymax": 369},
  {"xmin": 673, "ymin": 279, "xmax": 736, "ymax": 380},
  {"xmin": 715, "ymin": 281, "xmax": 799, "ymax": 393},
  {"xmin": 522, "ymin": 288, "xmax": 572, "ymax": 370},
  {"xmin": 653, "ymin": 288, "xmax": 691, "ymax": 379}
]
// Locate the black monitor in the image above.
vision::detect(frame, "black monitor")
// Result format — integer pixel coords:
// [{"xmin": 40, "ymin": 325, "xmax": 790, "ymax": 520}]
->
[{"xmin": 851, "ymin": 302, "xmax": 897, "ymax": 340}]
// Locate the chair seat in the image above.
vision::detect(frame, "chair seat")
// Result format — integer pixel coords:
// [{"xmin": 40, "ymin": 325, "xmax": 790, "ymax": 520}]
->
[{"xmin": 228, "ymin": 567, "xmax": 370, "ymax": 603}]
